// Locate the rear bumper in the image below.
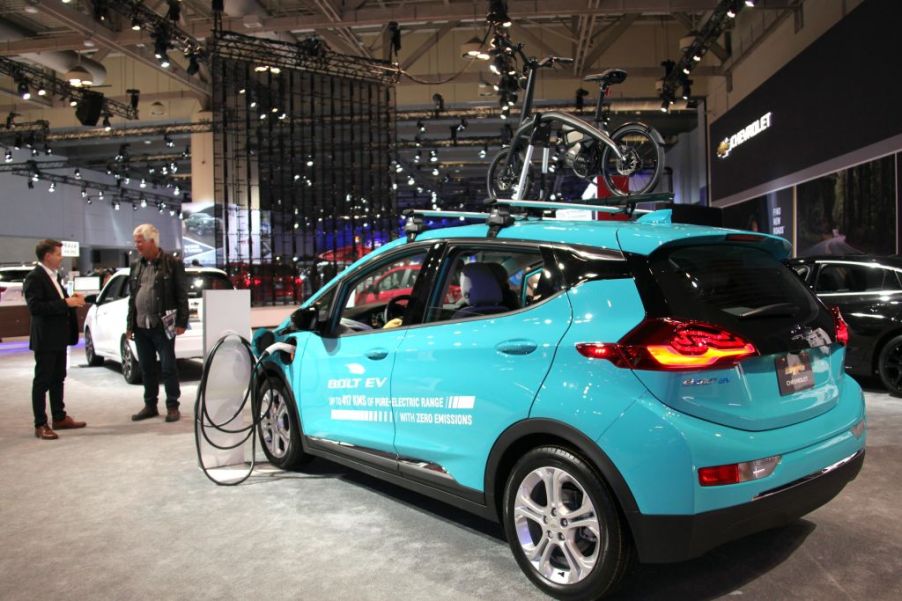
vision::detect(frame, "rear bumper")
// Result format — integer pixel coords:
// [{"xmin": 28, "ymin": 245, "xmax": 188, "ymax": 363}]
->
[{"xmin": 629, "ymin": 448, "xmax": 864, "ymax": 563}]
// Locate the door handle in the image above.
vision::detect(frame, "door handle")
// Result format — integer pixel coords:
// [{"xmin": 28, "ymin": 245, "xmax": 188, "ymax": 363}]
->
[
  {"xmin": 365, "ymin": 348, "xmax": 389, "ymax": 360},
  {"xmin": 496, "ymin": 340, "xmax": 538, "ymax": 355}
]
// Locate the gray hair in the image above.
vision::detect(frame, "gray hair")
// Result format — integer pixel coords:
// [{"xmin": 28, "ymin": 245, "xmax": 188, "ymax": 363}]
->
[{"xmin": 133, "ymin": 223, "xmax": 160, "ymax": 245}]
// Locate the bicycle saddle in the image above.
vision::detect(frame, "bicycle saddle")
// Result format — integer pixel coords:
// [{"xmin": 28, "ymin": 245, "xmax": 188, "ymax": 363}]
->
[{"xmin": 584, "ymin": 68, "xmax": 628, "ymax": 86}]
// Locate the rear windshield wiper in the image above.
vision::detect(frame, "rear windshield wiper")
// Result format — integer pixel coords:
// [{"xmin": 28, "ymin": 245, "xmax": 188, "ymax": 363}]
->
[{"xmin": 737, "ymin": 303, "xmax": 800, "ymax": 319}]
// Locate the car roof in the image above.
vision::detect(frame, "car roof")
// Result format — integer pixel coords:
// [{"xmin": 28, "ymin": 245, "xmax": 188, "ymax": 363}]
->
[
  {"xmin": 788, "ymin": 255, "xmax": 902, "ymax": 268},
  {"xmin": 411, "ymin": 216, "xmax": 791, "ymax": 258},
  {"xmin": 113, "ymin": 266, "xmax": 229, "ymax": 276}
]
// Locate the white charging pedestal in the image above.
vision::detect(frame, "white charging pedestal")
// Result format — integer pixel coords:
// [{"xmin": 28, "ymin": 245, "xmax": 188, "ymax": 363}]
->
[{"xmin": 197, "ymin": 289, "xmax": 253, "ymax": 474}]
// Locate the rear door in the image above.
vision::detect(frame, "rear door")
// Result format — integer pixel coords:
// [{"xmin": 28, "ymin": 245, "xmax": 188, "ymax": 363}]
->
[{"xmin": 627, "ymin": 241, "xmax": 843, "ymax": 431}]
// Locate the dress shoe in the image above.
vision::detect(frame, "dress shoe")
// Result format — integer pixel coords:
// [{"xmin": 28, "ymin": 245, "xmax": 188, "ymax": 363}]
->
[
  {"xmin": 165, "ymin": 408, "xmax": 181, "ymax": 423},
  {"xmin": 131, "ymin": 406, "xmax": 160, "ymax": 421},
  {"xmin": 52, "ymin": 415, "xmax": 86, "ymax": 430},
  {"xmin": 35, "ymin": 425, "xmax": 59, "ymax": 440}
]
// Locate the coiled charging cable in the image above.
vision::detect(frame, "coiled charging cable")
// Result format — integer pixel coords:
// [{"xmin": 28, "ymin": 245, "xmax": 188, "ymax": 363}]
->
[{"xmin": 193, "ymin": 332, "xmax": 292, "ymax": 486}]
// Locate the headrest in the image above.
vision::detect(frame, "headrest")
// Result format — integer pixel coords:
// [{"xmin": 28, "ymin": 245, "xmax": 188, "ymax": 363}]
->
[{"xmin": 461, "ymin": 263, "xmax": 504, "ymax": 307}]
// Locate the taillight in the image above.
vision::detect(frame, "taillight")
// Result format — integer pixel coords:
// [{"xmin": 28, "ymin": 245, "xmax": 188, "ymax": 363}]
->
[
  {"xmin": 831, "ymin": 306, "xmax": 848, "ymax": 346},
  {"xmin": 698, "ymin": 455, "xmax": 780, "ymax": 486},
  {"xmin": 576, "ymin": 318, "xmax": 758, "ymax": 371}
]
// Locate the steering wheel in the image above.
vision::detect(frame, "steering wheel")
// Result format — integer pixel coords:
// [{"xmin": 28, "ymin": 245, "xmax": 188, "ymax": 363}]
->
[{"xmin": 382, "ymin": 294, "xmax": 412, "ymax": 325}]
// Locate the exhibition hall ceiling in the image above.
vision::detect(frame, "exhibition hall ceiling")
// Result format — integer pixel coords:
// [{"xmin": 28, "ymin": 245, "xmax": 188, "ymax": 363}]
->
[{"xmin": 0, "ymin": 0, "xmax": 799, "ymax": 184}]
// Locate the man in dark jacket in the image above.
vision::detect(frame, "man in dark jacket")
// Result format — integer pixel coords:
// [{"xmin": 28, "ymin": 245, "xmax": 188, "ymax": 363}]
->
[
  {"xmin": 24, "ymin": 239, "xmax": 87, "ymax": 440},
  {"xmin": 126, "ymin": 224, "xmax": 188, "ymax": 423}
]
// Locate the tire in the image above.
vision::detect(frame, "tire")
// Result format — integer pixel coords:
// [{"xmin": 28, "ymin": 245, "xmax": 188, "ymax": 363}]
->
[
  {"xmin": 600, "ymin": 124, "xmax": 664, "ymax": 196},
  {"xmin": 84, "ymin": 329, "xmax": 104, "ymax": 366},
  {"xmin": 487, "ymin": 148, "xmax": 532, "ymax": 199},
  {"xmin": 877, "ymin": 334, "xmax": 902, "ymax": 396},
  {"xmin": 255, "ymin": 376, "xmax": 312, "ymax": 469},
  {"xmin": 502, "ymin": 446, "xmax": 634, "ymax": 601},
  {"xmin": 121, "ymin": 337, "xmax": 142, "ymax": 385}
]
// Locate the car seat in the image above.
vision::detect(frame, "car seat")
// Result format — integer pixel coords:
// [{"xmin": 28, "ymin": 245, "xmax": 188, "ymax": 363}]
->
[
  {"xmin": 817, "ymin": 270, "xmax": 843, "ymax": 292},
  {"xmin": 453, "ymin": 263, "xmax": 511, "ymax": 319},
  {"xmin": 485, "ymin": 263, "xmax": 520, "ymax": 310}
]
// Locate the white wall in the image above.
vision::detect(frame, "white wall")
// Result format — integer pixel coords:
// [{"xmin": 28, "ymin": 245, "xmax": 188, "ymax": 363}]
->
[{"xmin": 0, "ymin": 148, "xmax": 183, "ymax": 267}]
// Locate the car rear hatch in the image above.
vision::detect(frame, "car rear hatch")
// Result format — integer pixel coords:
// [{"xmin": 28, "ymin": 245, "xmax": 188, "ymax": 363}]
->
[{"xmin": 614, "ymin": 230, "xmax": 845, "ymax": 431}]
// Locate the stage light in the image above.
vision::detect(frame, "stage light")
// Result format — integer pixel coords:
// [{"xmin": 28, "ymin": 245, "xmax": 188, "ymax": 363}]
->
[
  {"xmin": 17, "ymin": 81, "xmax": 30, "ymax": 100},
  {"xmin": 166, "ymin": 0, "xmax": 181, "ymax": 22},
  {"xmin": 186, "ymin": 54, "xmax": 200, "ymax": 76},
  {"xmin": 102, "ymin": 114, "xmax": 111, "ymax": 131},
  {"xmin": 4, "ymin": 150, "xmax": 11, "ymax": 162}
]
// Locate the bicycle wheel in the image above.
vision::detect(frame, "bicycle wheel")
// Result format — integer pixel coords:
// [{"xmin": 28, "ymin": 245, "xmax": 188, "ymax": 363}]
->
[
  {"xmin": 600, "ymin": 124, "xmax": 664, "ymax": 196},
  {"xmin": 487, "ymin": 148, "xmax": 533, "ymax": 199}
]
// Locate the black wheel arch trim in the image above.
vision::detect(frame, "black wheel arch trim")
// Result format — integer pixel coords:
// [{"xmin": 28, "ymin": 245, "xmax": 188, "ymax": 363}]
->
[{"xmin": 484, "ymin": 418, "xmax": 640, "ymax": 525}]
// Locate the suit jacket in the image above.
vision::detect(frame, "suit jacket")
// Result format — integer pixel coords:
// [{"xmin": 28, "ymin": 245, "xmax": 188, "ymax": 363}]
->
[{"xmin": 24, "ymin": 265, "xmax": 79, "ymax": 351}]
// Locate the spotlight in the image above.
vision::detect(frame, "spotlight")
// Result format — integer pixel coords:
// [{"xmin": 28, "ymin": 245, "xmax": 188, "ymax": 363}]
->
[
  {"xmin": 127, "ymin": 89, "xmax": 140, "ymax": 112},
  {"xmin": 159, "ymin": 54, "xmax": 171, "ymax": 69},
  {"xmin": 417, "ymin": 120, "xmax": 425, "ymax": 133},
  {"xmin": 431, "ymin": 167, "xmax": 439, "ymax": 176},
  {"xmin": 44, "ymin": 144, "xmax": 52, "ymax": 156},
  {"xmin": 4, "ymin": 150, "xmax": 11, "ymax": 162},
  {"xmin": 166, "ymin": 0, "xmax": 181, "ymax": 22},
  {"xmin": 75, "ymin": 168, "xmax": 81, "ymax": 179},
  {"xmin": 387, "ymin": 21, "xmax": 401, "ymax": 56},
  {"xmin": 488, "ymin": 0, "xmax": 512, "ymax": 28},
  {"xmin": 37, "ymin": 87, "xmax": 46, "ymax": 97},
  {"xmin": 133, "ymin": 202, "xmax": 139, "ymax": 211},
  {"xmin": 457, "ymin": 117, "xmax": 468, "ymax": 131},
  {"xmin": 131, "ymin": 15, "xmax": 142, "ymax": 30},
  {"xmin": 81, "ymin": 185, "xmax": 88, "ymax": 197},
  {"xmin": 727, "ymin": 1, "xmax": 738, "ymax": 18},
  {"xmin": 461, "ymin": 36, "xmax": 482, "ymax": 58},
  {"xmin": 681, "ymin": 79, "xmax": 693, "ymax": 100},
  {"xmin": 140, "ymin": 195, "xmax": 147, "ymax": 208},
  {"xmin": 98, "ymin": 190, "xmax": 104, "ymax": 199},
  {"xmin": 139, "ymin": 178, "xmax": 146, "ymax": 188},
  {"xmin": 413, "ymin": 151, "xmax": 421, "ymax": 163},
  {"xmin": 113, "ymin": 200, "xmax": 120, "ymax": 211},
  {"xmin": 48, "ymin": 182, "xmax": 56, "ymax": 193},
  {"xmin": 92, "ymin": 0, "xmax": 109, "ymax": 22},
  {"xmin": 682, "ymin": 65, "xmax": 691, "ymax": 75},
  {"xmin": 429, "ymin": 150, "xmax": 438, "ymax": 163},
  {"xmin": 5, "ymin": 112, "xmax": 17, "ymax": 129},
  {"xmin": 102, "ymin": 114, "xmax": 111, "ymax": 131},
  {"xmin": 17, "ymin": 81, "xmax": 30, "ymax": 100},
  {"xmin": 575, "ymin": 88, "xmax": 589, "ymax": 112},
  {"xmin": 479, "ymin": 144, "xmax": 488, "ymax": 159},
  {"xmin": 173, "ymin": 186, "xmax": 181, "ymax": 196},
  {"xmin": 432, "ymin": 93, "xmax": 444, "ymax": 114},
  {"xmin": 660, "ymin": 98, "xmax": 671, "ymax": 113},
  {"xmin": 164, "ymin": 135, "xmax": 174, "ymax": 148},
  {"xmin": 186, "ymin": 54, "xmax": 200, "ymax": 76},
  {"xmin": 745, "ymin": 0, "xmax": 756, "ymax": 6},
  {"xmin": 407, "ymin": 176, "xmax": 415, "ymax": 185}
]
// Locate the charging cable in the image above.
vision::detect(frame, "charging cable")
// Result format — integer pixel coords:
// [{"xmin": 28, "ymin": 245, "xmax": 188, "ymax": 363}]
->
[{"xmin": 193, "ymin": 333, "xmax": 290, "ymax": 486}]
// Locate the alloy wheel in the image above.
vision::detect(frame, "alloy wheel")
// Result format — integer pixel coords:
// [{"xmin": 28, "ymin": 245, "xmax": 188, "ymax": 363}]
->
[
  {"xmin": 259, "ymin": 387, "xmax": 291, "ymax": 458},
  {"xmin": 513, "ymin": 466, "xmax": 602, "ymax": 585}
]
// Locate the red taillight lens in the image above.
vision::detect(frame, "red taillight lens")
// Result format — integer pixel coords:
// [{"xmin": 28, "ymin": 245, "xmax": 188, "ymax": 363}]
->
[
  {"xmin": 831, "ymin": 306, "xmax": 848, "ymax": 346},
  {"xmin": 577, "ymin": 318, "xmax": 757, "ymax": 371},
  {"xmin": 698, "ymin": 464, "xmax": 740, "ymax": 486}
]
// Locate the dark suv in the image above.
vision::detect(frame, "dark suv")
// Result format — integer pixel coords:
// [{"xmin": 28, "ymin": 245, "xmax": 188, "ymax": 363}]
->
[{"xmin": 788, "ymin": 255, "xmax": 902, "ymax": 394}]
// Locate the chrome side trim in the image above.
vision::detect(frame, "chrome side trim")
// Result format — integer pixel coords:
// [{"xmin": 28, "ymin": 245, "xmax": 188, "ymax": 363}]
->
[{"xmin": 306, "ymin": 436, "xmax": 455, "ymax": 480}]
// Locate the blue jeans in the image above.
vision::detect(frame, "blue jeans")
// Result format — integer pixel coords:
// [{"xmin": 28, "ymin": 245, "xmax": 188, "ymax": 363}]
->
[{"xmin": 133, "ymin": 325, "xmax": 180, "ymax": 409}]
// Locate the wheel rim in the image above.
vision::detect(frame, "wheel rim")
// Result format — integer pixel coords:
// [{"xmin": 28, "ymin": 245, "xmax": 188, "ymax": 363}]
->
[
  {"xmin": 121, "ymin": 340, "xmax": 134, "ymax": 380},
  {"xmin": 883, "ymin": 342, "xmax": 902, "ymax": 391},
  {"xmin": 259, "ymin": 387, "xmax": 291, "ymax": 459},
  {"xmin": 85, "ymin": 332, "xmax": 95, "ymax": 362},
  {"xmin": 514, "ymin": 466, "xmax": 602, "ymax": 585}
]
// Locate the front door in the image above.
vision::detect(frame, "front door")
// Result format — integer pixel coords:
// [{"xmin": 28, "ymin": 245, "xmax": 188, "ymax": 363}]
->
[{"xmin": 298, "ymin": 248, "xmax": 430, "ymax": 453}]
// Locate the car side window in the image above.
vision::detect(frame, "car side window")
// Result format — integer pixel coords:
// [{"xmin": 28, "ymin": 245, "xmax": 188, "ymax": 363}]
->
[
  {"xmin": 337, "ymin": 252, "xmax": 427, "ymax": 334},
  {"xmin": 816, "ymin": 263, "xmax": 885, "ymax": 293},
  {"xmin": 424, "ymin": 247, "xmax": 547, "ymax": 324},
  {"xmin": 99, "ymin": 275, "xmax": 126, "ymax": 302}
]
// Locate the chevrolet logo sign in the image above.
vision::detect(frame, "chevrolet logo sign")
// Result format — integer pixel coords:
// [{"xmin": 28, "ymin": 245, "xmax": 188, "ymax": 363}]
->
[{"xmin": 784, "ymin": 363, "xmax": 808, "ymax": 376}]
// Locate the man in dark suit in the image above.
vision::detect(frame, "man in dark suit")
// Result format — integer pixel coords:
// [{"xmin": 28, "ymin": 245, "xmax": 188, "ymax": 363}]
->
[{"xmin": 24, "ymin": 239, "xmax": 87, "ymax": 440}]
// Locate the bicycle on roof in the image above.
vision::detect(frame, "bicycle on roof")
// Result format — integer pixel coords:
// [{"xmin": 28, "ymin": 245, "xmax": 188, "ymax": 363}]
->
[{"xmin": 486, "ymin": 37, "xmax": 665, "ymax": 200}]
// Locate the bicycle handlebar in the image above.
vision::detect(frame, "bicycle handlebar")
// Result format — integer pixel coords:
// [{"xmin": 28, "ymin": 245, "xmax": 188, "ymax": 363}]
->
[{"xmin": 537, "ymin": 56, "xmax": 574, "ymax": 68}]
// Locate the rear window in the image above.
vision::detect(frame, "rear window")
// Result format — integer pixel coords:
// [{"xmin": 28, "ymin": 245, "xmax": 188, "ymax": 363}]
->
[
  {"xmin": 648, "ymin": 244, "xmax": 829, "ymax": 353},
  {"xmin": 187, "ymin": 273, "xmax": 233, "ymax": 298}
]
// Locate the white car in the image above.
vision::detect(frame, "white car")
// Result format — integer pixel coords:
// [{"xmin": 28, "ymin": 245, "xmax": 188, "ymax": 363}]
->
[
  {"xmin": 83, "ymin": 266, "xmax": 233, "ymax": 383},
  {"xmin": 0, "ymin": 265, "xmax": 33, "ymax": 305}
]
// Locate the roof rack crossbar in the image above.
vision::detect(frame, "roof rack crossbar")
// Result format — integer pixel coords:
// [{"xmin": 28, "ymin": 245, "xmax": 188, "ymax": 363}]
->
[{"xmin": 493, "ymin": 199, "xmax": 624, "ymax": 214}]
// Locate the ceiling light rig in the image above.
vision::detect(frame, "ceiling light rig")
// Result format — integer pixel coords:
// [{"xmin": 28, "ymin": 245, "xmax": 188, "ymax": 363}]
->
[{"xmin": 658, "ymin": 0, "xmax": 751, "ymax": 109}]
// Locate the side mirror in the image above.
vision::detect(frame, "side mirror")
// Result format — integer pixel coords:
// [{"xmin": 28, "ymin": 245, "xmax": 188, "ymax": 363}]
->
[
  {"xmin": 84, "ymin": 294, "xmax": 99, "ymax": 305},
  {"xmin": 290, "ymin": 306, "xmax": 320, "ymax": 332}
]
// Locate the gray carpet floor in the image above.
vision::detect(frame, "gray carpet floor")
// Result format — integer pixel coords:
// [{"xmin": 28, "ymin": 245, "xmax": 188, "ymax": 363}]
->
[{"xmin": 1, "ymin": 342, "xmax": 900, "ymax": 601}]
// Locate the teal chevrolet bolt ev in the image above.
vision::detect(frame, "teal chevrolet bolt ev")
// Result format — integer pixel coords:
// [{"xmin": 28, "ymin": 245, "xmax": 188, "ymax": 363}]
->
[{"xmin": 251, "ymin": 204, "xmax": 865, "ymax": 601}]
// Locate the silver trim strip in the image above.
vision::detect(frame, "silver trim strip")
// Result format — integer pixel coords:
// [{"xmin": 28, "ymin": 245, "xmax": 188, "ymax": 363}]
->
[
  {"xmin": 754, "ymin": 449, "xmax": 863, "ymax": 500},
  {"xmin": 307, "ymin": 436, "xmax": 455, "ymax": 480}
]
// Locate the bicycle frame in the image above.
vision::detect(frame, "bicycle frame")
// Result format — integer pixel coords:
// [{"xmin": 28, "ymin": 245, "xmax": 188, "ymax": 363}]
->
[{"xmin": 501, "ymin": 47, "xmax": 625, "ymax": 201}]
